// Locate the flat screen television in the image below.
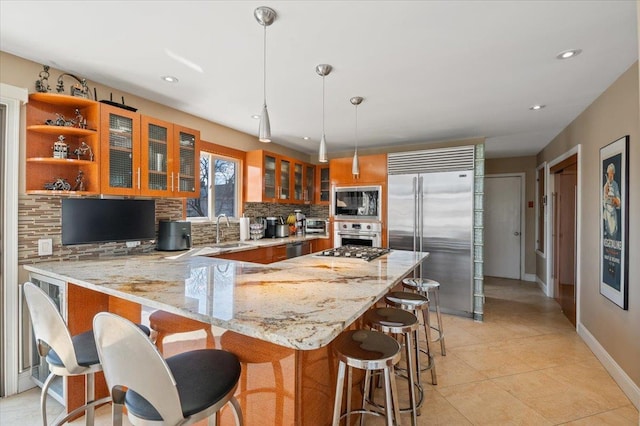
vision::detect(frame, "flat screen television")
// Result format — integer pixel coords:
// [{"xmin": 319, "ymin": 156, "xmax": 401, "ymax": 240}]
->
[{"xmin": 62, "ymin": 198, "xmax": 156, "ymax": 245}]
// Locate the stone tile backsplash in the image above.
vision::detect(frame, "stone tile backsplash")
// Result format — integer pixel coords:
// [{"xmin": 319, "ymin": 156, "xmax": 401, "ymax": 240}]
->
[
  {"xmin": 18, "ymin": 197, "xmax": 328, "ymax": 265},
  {"xmin": 18, "ymin": 196, "xmax": 183, "ymax": 264}
]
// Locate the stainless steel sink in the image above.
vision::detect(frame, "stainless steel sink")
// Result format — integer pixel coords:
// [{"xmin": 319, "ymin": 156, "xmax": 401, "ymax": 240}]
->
[{"xmin": 216, "ymin": 242, "xmax": 252, "ymax": 249}]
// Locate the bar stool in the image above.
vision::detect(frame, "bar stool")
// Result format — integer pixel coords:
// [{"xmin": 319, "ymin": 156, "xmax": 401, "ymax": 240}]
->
[
  {"xmin": 385, "ymin": 291, "xmax": 437, "ymax": 386},
  {"xmin": 402, "ymin": 278, "xmax": 446, "ymax": 356},
  {"xmin": 364, "ymin": 307, "xmax": 421, "ymax": 426},
  {"xmin": 332, "ymin": 329, "xmax": 402, "ymax": 426}
]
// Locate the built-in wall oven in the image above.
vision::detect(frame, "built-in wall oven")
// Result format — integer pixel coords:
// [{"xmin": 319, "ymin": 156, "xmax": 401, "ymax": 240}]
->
[
  {"xmin": 334, "ymin": 221, "xmax": 382, "ymax": 248},
  {"xmin": 333, "ymin": 186, "xmax": 381, "ymax": 221}
]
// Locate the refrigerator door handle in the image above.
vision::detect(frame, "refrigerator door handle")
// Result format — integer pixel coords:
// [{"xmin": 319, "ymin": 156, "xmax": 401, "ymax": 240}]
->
[
  {"xmin": 413, "ymin": 176, "xmax": 418, "ymax": 252},
  {"xmin": 418, "ymin": 176, "xmax": 424, "ymax": 253}
]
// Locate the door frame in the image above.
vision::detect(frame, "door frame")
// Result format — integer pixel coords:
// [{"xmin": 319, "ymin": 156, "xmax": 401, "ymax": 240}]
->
[
  {"xmin": 546, "ymin": 145, "xmax": 581, "ymax": 328},
  {"xmin": 486, "ymin": 173, "xmax": 526, "ymax": 280},
  {"xmin": 1, "ymin": 83, "xmax": 27, "ymax": 396}
]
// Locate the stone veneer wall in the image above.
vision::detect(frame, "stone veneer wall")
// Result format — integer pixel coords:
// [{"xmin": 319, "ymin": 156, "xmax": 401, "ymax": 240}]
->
[
  {"xmin": 18, "ymin": 196, "xmax": 183, "ymax": 264},
  {"xmin": 18, "ymin": 197, "xmax": 329, "ymax": 264},
  {"xmin": 243, "ymin": 202, "xmax": 330, "ymax": 221},
  {"xmin": 190, "ymin": 221, "xmax": 239, "ymax": 246}
]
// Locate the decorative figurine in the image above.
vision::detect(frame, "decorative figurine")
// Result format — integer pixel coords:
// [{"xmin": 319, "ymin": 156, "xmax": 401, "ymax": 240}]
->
[
  {"xmin": 73, "ymin": 141, "xmax": 93, "ymax": 161},
  {"xmin": 52, "ymin": 135, "xmax": 68, "ymax": 159},
  {"xmin": 56, "ymin": 73, "xmax": 90, "ymax": 98},
  {"xmin": 35, "ymin": 65, "xmax": 51, "ymax": 93},
  {"xmin": 74, "ymin": 109, "xmax": 87, "ymax": 129},
  {"xmin": 45, "ymin": 113, "xmax": 76, "ymax": 127},
  {"xmin": 44, "ymin": 178, "xmax": 71, "ymax": 191},
  {"xmin": 72, "ymin": 170, "xmax": 85, "ymax": 192}
]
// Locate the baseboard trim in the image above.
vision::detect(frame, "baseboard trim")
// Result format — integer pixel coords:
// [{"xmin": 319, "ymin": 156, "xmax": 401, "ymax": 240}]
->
[
  {"xmin": 578, "ymin": 322, "xmax": 640, "ymax": 410},
  {"xmin": 535, "ymin": 276, "xmax": 547, "ymax": 294},
  {"xmin": 523, "ymin": 273, "xmax": 536, "ymax": 282}
]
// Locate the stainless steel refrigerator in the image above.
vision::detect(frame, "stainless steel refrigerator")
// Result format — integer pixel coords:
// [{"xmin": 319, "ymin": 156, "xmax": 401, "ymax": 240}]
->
[{"xmin": 388, "ymin": 170, "xmax": 474, "ymax": 316}]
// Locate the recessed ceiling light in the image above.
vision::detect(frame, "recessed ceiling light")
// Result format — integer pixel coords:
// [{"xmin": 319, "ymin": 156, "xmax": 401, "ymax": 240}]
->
[
  {"xmin": 161, "ymin": 75, "xmax": 179, "ymax": 83},
  {"xmin": 556, "ymin": 49, "xmax": 582, "ymax": 60},
  {"xmin": 529, "ymin": 104, "xmax": 546, "ymax": 111},
  {"xmin": 303, "ymin": 136, "xmax": 310, "ymax": 140},
  {"xmin": 251, "ymin": 115, "xmax": 260, "ymax": 119}
]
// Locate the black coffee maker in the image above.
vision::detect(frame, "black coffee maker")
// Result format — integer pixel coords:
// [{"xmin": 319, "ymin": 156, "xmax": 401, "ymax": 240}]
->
[{"xmin": 264, "ymin": 216, "xmax": 279, "ymax": 238}]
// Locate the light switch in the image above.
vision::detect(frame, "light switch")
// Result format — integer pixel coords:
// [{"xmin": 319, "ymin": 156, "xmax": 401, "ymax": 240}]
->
[{"xmin": 38, "ymin": 238, "xmax": 53, "ymax": 256}]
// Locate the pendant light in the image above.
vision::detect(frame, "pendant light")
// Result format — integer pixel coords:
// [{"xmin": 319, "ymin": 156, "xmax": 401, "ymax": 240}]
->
[
  {"xmin": 254, "ymin": 6, "xmax": 276, "ymax": 142},
  {"xmin": 350, "ymin": 96, "xmax": 363, "ymax": 176},
  {"xmin": 316, "ymin": 64, "xmax": 332, "ymax": 163}
]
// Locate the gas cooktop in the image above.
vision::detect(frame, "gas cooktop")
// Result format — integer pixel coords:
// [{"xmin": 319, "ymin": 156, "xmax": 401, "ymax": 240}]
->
[{"xmin": 319, "ymin": 245, "xmax": 391, "ymax": 261}]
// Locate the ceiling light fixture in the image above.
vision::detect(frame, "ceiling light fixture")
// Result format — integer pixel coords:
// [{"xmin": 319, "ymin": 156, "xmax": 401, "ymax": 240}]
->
[
  {"xmin": 350, "ymin": 96, "xmax": 363, "ymax": 176},
  {"xmin": 529, "ymin": 104, "xmax": 546, "ymax": 110},
  {"xmin": 303, "ymin": 136, "xmax": 310, "ymax": 140},
  {"xmin": 161, "ymin": 75, "xmax": 179, "ymax": 83},
  {"xmin": 251, "ymin": 114, "xmax": 260, "ymax": 119},
  {"xmin": 556, "ymin": 49, "xmax": 582, "ymax": 60},
  {"xmin": 316, "ymin": 64, "xmax": 332, "ymax": 163},
  {"xmin": 254, "ymin": 6, "xmax": 276, "ymax": 143}
]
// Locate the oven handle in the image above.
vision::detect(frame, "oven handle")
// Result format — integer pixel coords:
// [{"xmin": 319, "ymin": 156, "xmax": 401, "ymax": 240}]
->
[{"xmin": 337, "ymin": 232, "xmax": 379, "ymax": 238}]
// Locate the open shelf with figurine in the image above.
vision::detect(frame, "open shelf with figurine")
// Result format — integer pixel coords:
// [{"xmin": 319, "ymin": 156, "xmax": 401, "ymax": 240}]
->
[{"xmin": 26, "ymin": 93, "xmax": 100, "ymax": 195}]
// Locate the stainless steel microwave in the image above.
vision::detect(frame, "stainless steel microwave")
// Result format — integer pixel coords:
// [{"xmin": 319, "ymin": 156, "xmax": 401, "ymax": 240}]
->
[{"xmin": 332, "ymin": 186, "xmax": 382, "ymax": 220}]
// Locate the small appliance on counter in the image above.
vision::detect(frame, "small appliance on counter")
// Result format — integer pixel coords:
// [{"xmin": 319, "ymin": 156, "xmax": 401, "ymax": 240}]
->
[
  {"xmin": 264, "ymin": 216, "xmax": 279, "ymax": 238},
  {"xmin": 157, "ymin": 220, "xmax": 191, "ymax": 251},
  {"xmin": 294, "ymin": 209, "xmax": 306, "ymax": 236},
  {"xmin": 305, "ymin": 217, "xmax": 328, "ymax": 235}
]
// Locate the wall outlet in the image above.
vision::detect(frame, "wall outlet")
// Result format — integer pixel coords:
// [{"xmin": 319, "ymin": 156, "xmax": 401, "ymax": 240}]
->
[
  {"xmin": 125, "ymin": 241, "xmax": 141, "ymax": 248},
  {"xmin": 38, "ymin": 238, "xmax": 53, "ymax": 256}
]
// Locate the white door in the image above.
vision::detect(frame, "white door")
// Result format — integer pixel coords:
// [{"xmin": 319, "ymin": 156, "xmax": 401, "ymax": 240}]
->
[{"xmin": 484, "ymin": 176, "xmax": 521, "ymax": 279}]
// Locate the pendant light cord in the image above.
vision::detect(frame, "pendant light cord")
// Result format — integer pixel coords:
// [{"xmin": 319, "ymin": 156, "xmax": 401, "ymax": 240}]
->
[
  {"xmin": 322, "ymin": 76, "xmax": 325, "ymax": 133},
  {"xmin": 355, "ymin": 104, "xmax": 359, "ymax": 154},
  {"xmin": 263, "ymin": 25, "xmax": 267, "ymax": 106}
]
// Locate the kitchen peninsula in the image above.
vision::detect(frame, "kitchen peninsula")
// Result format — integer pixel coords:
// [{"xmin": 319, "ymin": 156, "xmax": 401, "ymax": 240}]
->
[{"xmin": 24, "ymin": 248, "xmax": 427, "ymax": 425}]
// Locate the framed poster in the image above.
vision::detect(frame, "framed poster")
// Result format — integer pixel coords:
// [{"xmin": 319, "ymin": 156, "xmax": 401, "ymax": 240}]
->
[{"xmin": 599, "ymin": 135, "xmax": 629, "ymax": 310}]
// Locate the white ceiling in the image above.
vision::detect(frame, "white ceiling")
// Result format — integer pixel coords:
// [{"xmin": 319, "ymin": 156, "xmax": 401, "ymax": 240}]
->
[{"xmin": 1, "ymin": 1, "xmax": 637, "ymax": 159}]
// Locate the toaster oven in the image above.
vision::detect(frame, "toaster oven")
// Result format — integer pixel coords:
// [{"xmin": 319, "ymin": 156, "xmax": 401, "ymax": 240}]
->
[{"xmin": 305, "ymin": 218, "xmax": 328, "ymax": 234}]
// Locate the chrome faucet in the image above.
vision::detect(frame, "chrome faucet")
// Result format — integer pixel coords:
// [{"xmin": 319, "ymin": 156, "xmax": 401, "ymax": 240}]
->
[{"xmin": 216, "ymin": 214, "xmax": 230, "ymax": 244}]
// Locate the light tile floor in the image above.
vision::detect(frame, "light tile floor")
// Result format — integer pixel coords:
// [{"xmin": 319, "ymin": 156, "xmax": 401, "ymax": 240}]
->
[{"xmin": 1, "ymin": 276, "xmax": 638, "ymax": 425}]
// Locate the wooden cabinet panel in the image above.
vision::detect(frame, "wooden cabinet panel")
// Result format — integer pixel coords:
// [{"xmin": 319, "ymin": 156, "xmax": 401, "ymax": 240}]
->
[
  {"xmin": 172, "ymin": 125, "xmax": 200, "ymax": 197},
  {"xmin": 100, "ymin": 104, "xmax": 141, "ymax": 195},
  {"xmin": 310, "ymin": 237, "xmax": 333, "ymax": 253},
  {"xmin": 141, "ymin": 116, "xmax": 173, "ymax": 197},
  {"xmin": 246, "ymin": 150, "xmax": 320, "ymax": 205},
  {"xmin": 26, "ymin": 94, "xmax": 101, "ymax": 195},
  {"xmin": 316, "ymin": 165, "xmax": 330, "ymax": 204},
  {"xmin": 305, "ymin": 164, "xmax": 316, "ymax": 204},
  {"xmin": 329, "ymin": 153, "xmax": 387, "ymax": 186},
  {"xmin": 101, "ymin": 109, "xmax": 200, "ymax": 197}
]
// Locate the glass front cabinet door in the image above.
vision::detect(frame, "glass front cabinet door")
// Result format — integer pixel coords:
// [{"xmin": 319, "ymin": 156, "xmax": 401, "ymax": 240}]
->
[
  {"xmin": 172, "ymin": 125, "xmax": 200, "ymax": 197},
  {"xmin": 100, "ymin": 105, "xmax": 140, "ymax": 196},
  {"xmin": 141, "ymin": 116, "xmax": 172, "ymax": 197}
]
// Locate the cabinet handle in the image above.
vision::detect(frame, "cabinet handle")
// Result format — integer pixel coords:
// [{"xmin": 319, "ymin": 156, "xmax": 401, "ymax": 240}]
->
[
  {"xmin": 137, "ymin": 167, "xmax": 141, "ymax": 189},
  {"xmin": 177, "ymin": 173, "xmax": 180, "ymax": 192},
  {"xmin": 171, "ymin": 172, "xmax": 175, "ymax": 192}
]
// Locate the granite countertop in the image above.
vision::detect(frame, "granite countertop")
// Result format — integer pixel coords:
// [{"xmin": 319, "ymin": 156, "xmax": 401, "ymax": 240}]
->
[{"xmin": 24, "ymin": 246, "xmax": 427, "ymax": 350}]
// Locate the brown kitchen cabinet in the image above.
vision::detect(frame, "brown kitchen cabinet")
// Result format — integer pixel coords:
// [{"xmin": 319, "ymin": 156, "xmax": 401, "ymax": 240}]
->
[
  {"xmin": 293, "ymin": 161, "xmax": 316, "ymax": 204},
  {"xmin": 329, "ymin": 153, "xmax": 387, "ymax": 186},
  {"xmin": 310, "ymin": 237, "xmax": 333, "ymax": 253},
  {"xmin": 304, "ymin": 164, "xmax": 315, "ymax": 204},
  {"xmin": 26, "ymin": 93, "xmax": 101, "ymax": 195},
  {"xmin": 211, "ymin": 244, "xmax": 287, "ymax": 264},
  {"xmin": 246, "ymin": 150, "xmax": 319, "ymax": 205},
  {"xmin": 99, "ymin": 104, "xmax": 141, "ymax": 195},
  {"xmin": 316, "ymin": 165, "xmax": 330, "ymax": 205},
  {"xmin": 100, "ymin": 106, "xmax": 200, "ymax": 197},
  {"xmin": 171, "ymin": 124, "xmax": 200, "ymax": 197}
]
